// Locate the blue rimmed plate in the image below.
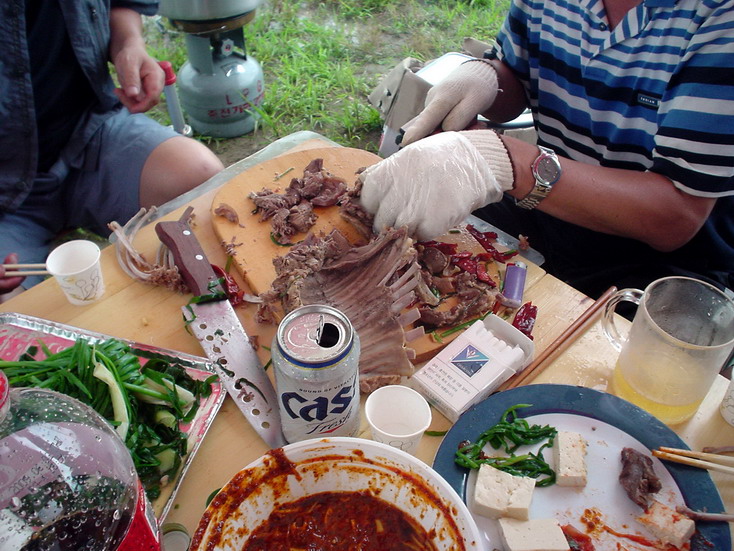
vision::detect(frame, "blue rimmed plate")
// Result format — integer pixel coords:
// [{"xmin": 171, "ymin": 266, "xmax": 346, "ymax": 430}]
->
[{"xmin": 433, "ymin": 384, "xmax": 730, "ymax": 550}]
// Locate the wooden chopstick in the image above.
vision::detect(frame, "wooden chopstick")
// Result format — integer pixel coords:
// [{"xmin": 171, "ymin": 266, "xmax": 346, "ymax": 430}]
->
[
  {"xmin": 2, "ymin": 263, "xmax": 49, "ymax": 277},
  {"xmin": 653, "ymin": 447, "xmax": 734, "ymax": 475},
  {"xmin": 2, "ymin": 270, "xmax": 50, "ymax": 277},
  {"xmin": 3, "ymin": 263, "xmax": 46, "ymax": 269},
  {"xmin": 498, "ymin": 285, "xmax": 618, "ymax": 391}
]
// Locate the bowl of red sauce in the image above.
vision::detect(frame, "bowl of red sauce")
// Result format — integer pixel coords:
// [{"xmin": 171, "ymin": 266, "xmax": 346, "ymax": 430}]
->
[{"xmin": 191, "ymin": 437, "xmax": 482, "ymax": 551}]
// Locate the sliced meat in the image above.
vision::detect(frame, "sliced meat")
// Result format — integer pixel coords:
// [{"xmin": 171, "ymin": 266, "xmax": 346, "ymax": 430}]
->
[
  {"xmin": 418, "ymin": 272, "xmax": 496, "ymax": 329},
  {"xmin": 250, "ymin": 188, "xmax": 301, "ymax": 221},
  {"xmin": 288, "ymin": 202, "xmax": 317, "ymax": 233},
  {"xmin": 213, "ymin": 202, "xmax": 239, "ymax": 224},
  {"xmin": 619, "ymin": 447, "xmax": 662, "ymax": 509},
  {"xmin": 249, "ymin": 158, "xmax": 349, "ymax": 242},
  {"xmin": 259, "ymin": 227, "xmax": 420, "ymax": 392},
  {"xmin": 419, "ymin": 246, "xmax": 449, "ymax": 274}
]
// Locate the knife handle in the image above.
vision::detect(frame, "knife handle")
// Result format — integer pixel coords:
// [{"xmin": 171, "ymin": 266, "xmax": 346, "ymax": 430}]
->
[{"xmin": 155, "ymin": 219, "xmax": 221, "ymax": 297}]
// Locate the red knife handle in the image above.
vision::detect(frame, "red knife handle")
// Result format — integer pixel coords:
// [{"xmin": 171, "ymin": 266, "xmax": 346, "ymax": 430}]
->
[{"xmin": 155, "ymin": 219, "xmax": 221, "ymax": 297}]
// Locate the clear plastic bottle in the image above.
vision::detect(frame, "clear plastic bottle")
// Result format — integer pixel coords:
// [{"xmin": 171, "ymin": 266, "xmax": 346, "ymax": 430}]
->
[{"xmin": 0, "ymin": 371, "xmax": 161, "ymax": 551}]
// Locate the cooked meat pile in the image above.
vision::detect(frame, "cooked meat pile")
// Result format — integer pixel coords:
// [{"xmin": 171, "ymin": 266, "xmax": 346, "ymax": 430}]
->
[
  {"xmin": 258, "ymin": 227, "xmax": 423, "ymax": 393},
  {"xmin": 252, "ymin": 158, "xmax": 502, "ymax": 393},
  {"xmin": 619, "ymin": 447, "xmax": 662, "ymax": 509},
  {"xmin": 249, "ymin": 159, "xmax": 348, "ymax": 244}
]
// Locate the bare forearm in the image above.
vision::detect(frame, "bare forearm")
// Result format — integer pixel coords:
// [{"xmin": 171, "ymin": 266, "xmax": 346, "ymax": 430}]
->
[
  {"xmin": 109, "ymin": 7, "xmax": 146, "ymax": 62},
  {"xmin": 500, "ymin": 134, "xmax": 716, "ymax": 251},
  {"xmin": 482, "ymin": 59, "xmax": 528, "ymax": 123}
]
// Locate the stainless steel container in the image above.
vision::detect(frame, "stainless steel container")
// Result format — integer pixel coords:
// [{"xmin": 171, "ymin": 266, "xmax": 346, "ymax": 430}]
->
[{"xmin": 158, "ymin": 0, "xmax": 264, "ymax": 21}]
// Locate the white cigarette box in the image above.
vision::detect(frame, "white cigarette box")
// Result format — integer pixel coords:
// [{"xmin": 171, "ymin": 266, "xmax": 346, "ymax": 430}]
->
[{"xmin": 410, "ymin": 315, "xmax": 534, "ymax": 422}]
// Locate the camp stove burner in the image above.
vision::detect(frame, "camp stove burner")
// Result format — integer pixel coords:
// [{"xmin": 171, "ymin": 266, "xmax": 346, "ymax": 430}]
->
[{"xmin": 158, "ymin": 1, "xmax": 265, "ymax": 138}]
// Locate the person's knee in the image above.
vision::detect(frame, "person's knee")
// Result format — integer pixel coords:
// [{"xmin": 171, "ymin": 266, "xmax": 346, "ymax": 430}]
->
[{"xmin": 140, "ymin": 137, "xmax": 224, "ymax": 208}]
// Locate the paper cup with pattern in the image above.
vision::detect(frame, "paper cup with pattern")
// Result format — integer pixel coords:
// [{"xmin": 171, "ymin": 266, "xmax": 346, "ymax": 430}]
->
[
  {"xmin": 46, "ymin": 240, "xmax": 105, "ymax": 305},
  {"xmin": 365, "ymin": 385, "xmax": 432, "ymax": 456}
]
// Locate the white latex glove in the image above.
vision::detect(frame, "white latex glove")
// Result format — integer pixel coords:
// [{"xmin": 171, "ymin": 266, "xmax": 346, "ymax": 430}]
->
[
  {"xmin": 359, "ymin": 131, "xmax": 514, "ymax": 241},
  {"xmin": 401, "ymin": 59, "xmax": 499, "ymax": 146}
]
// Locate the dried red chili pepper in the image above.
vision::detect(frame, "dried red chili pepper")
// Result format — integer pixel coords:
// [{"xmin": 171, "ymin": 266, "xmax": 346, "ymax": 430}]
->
[
  {"xmin": 493, "ymin": 249, "xmax": 519, "ymax": 263},
  {"xmin": 512, "ymin": 301, "xmax": 537, "ymax": 339},
  {"xmin": 450, "ymin": 254, "xmax": 497, "ymax": 287},
  {"xmin": 466, "ymin": 224, "xmax": 498, "ymax": 247},
  {"xmin": 466, "ymin": 224, "xmax": 519, "ymax": 263},
  {"xmin": 211, "ymin": 264, "xmax": 244, "ymax": 307},
  {"xmin": 475, "ymin": 261, "xmax": 497, "ymax": 287},
  {"xmin": 452, "ymin": 256, "xmax": 478, "ymax": 275}
]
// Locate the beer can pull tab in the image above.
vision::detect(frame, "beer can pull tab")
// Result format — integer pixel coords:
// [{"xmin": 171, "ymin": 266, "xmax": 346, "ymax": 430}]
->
[{"xmin": 499, "ymin": 261, "xmax": 527, "ymax": 309}]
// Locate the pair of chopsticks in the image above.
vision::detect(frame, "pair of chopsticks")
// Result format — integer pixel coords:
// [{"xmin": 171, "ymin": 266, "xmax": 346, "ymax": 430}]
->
[
  {"xmin": 498, "ymin": 285, "xmax": 618, "ymax": 391},
  {"xmin": 1, "ymin": 263, "xmax": 48, "ymax": 278},
  {"xmin": 653, "ymin": 446, "xmax": 734, "ymax": 476}
]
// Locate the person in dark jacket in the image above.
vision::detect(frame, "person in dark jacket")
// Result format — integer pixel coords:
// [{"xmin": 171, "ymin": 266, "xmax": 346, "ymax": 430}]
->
[{"xmin": 0, "ymin": 0, "xmax": 224, "ymax": 300}]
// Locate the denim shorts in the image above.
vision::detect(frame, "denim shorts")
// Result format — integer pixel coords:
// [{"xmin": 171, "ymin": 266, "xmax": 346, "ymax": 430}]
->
[{"xmin": 0, "ymin": 108, "xmax": 178, "ymax": 288}]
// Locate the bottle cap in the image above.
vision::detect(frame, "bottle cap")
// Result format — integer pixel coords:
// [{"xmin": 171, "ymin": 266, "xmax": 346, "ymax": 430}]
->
[
  {"xmin": 161, "ymin": 523, "xmax": 191, "ymax": 551},
  {"xmin": 158, "ymin": 60, "xmax": 177, "ymax": 86}
]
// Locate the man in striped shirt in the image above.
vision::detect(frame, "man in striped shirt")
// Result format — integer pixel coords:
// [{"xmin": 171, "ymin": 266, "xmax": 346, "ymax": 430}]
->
[{"xmin": 360, "ymin": 0, "xmax": 734, "ymax": 299}]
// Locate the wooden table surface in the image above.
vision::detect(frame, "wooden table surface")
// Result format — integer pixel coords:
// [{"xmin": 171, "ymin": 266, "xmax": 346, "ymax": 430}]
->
[{"xmin": 2, "ymin": 133, "xmax": 732, "ymax": 543}]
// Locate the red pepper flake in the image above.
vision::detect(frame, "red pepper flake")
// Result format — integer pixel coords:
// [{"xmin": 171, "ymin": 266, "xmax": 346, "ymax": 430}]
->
[
  {"xmin": 512, "ymin": 301, "xmax": 537, "ymax": 339},
  {"xmin": 211, "ymin": 264, "xmax": 245, "ymax": 307}
]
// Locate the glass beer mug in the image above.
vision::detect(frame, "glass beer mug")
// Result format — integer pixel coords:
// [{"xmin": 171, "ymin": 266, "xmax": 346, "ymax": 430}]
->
[{"xmin": 602, "ymin": 276, "xmax": 734, "ymax": 425}]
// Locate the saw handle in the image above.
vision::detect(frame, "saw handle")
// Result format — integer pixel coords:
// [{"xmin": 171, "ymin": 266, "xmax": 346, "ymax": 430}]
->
[{"xmin": 155, "ymin": 219, "xmax": 221, "ymax": 297}]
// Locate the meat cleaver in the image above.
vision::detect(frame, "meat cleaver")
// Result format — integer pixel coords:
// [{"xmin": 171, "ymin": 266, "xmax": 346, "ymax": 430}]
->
[{"xmin": 155, "ymin": 215, "xmax": 286, "ymax": 449}]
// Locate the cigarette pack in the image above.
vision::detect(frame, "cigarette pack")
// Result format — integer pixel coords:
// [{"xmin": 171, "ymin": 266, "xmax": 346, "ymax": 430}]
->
[{"xmin": 410, "ymin": 315, "xmax": 534, "ymax": 422}]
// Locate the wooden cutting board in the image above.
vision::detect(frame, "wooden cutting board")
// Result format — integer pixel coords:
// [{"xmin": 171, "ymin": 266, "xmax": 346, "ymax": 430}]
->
[{"xmin": 210, "ymin": 146, "xmax": 544, "ymax": 361}]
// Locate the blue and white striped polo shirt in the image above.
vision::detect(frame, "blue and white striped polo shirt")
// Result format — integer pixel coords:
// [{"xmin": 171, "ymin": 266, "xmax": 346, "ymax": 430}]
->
[{"xmin": 497, "ymin": 0, "xmax": 734, "ymax": 198}]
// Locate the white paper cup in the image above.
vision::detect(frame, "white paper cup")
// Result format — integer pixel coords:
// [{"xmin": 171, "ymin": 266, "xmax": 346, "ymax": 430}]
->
[
  {"xmin": 46, "ymin": 240, "xmax": 105, "ymax": 305},
  {"xmin": 720, "ymin": 377, "xmax": 734, "ymax": 426},
  {"xmin": 365, "ymin": 385, "xmax": 432, "ymax": 456}
]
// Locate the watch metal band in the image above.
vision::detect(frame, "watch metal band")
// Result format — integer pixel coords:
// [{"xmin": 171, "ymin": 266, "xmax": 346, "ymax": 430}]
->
[{"xmin": 516, "ymin": 146, "xmax": 560, "ymax": 210}]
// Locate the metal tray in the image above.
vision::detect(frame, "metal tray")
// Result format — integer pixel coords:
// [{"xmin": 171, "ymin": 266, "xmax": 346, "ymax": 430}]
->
[{"xmin": 0, "ymin": 312, "xmax": 225, "ymax": 521}]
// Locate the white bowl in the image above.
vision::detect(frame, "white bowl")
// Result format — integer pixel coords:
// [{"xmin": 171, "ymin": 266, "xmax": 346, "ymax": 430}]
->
[{"xmin": 190, "ymin": 437, "xmax": 483, "ymax": 551}]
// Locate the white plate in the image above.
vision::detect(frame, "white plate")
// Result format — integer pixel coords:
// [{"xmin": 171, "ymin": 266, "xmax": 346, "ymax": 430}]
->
[{"xmin": 433, "ymin": 384, "xmax": 730, "ymax": 550}]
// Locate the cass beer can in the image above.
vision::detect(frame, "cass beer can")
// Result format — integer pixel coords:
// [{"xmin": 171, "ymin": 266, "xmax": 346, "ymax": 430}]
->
[{"xmin": 273, "ymin": 305, "xmax": 361, "ymax": 443}]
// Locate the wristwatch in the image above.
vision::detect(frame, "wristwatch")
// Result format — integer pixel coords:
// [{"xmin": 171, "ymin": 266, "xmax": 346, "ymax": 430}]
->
[{"xmin": 516, "ymin": 146, "xmax": 562, "ymax": 210}]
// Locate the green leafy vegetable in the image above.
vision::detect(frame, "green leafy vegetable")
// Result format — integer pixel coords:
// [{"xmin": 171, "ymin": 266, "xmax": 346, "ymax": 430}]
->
[
  {"xmin": 0, "ymin": 337, "xmax": 216, "ymax": 500},
  {"xmin": 455, "ymin": 403, "xmax": 558, "ymax": 487}
]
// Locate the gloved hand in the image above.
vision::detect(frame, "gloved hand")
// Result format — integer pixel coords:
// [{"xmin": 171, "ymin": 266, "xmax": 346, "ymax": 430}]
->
[
  {"xmin": 359, "ymin": 130, "xmax": 514, "ymax": 241},
  {"xmin": 401, "ymin": 59, "xmax": 499, "ymax": 147}
]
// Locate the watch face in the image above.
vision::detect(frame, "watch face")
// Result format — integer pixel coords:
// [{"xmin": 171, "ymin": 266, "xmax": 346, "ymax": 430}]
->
[{"xmin": 535, "ymin": 155, "xmax": 561, "ymax": 185}]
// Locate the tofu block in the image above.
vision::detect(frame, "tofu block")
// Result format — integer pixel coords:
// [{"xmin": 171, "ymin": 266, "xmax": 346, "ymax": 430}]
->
[
  {"xmin": 473, "ymin": 464, "xmax": 536, "ymax": 520},
  {"xmin": 553, "ymin": 431, "xmax": 587, "ymax": 487},
  {"xmin": 498, "ymin": 518, "xmax": 571, "ymax": 551},
  {"xmin": 637, "ymin": 500, "xmax": 695, "ymax": 547}
]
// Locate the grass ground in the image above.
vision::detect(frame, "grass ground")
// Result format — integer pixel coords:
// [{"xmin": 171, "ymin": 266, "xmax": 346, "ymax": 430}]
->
[{"xmin": 144, "ymin": 0, "xmax": 509, "ymax": 165}]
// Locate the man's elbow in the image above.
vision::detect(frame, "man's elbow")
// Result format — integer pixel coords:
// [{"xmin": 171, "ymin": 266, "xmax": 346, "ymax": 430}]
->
[{"xmin": 644, "ymin": 218, "xmax": 704, "ymax": 252}]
